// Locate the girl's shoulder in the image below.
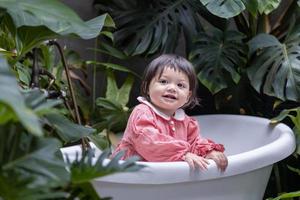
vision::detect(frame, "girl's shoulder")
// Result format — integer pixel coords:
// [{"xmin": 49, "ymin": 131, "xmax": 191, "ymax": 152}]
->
[
  {"xmin": 131, "ymin": 103, "xmax": 155, "ymax": 117},
  {"xmin": 185, "ymin": 115, "xmax": 200, "ymax": 127}
]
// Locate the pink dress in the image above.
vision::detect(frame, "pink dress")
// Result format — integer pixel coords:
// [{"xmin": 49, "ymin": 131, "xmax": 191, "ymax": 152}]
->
[{"xmin": 112, "ymin": 97, "xmax": 224, "ymax": 161}]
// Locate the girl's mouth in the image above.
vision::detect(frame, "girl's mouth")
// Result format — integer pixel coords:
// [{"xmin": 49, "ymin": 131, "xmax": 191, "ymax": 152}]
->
[{"xmin": 162, "ymin": 94, "xmax": 177, "ymax": 100}]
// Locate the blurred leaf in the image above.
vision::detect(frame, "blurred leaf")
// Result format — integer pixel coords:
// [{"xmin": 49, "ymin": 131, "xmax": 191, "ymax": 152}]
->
[
  {"xmin": 95, "ymin": 98, "xmax": 130, "ymax": 132},
  {"xmin": 0, "ymin": 56, "xmax": 43, "ymax": 136},
  {"xmin": 0, "ymin": 172, "xmax": 68, "ymax": 200},
  {"xmin": 66, "ymin": 149, "xmax": 143, "ymax": 199},
  {"xmin": 1, "ymin": 131, "xmax": 69, "ymax": 188},
  {"xmin": 45, "ymin": 113, "xmax": 96, "ymax": 143},
  {"xmin": 88, "ymin": 42, "xmax": 128, "ymax": 60},
  {"xmin": 287, "ymin": 165, "xmax": 300, "ymax": 176},
  {"xmin": 270, "ymin": 109, "xmax": 292, "ymax": 124},
  {"xmin": 267, "ymin": 191, "xmax": 300, "ymax": 200},
  {"xmin": 89, "ymin": 132, "xmax": 110, "ymax": 150},
  {"xmin": 86, "ymin": 61, "xmax": 140, "ymax": 77}
]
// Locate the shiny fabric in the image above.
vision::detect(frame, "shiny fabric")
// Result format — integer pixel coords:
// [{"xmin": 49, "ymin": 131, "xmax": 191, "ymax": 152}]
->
[{"xmin": 112, "ymin": 97, "xmax": 224, "ymax": 161}]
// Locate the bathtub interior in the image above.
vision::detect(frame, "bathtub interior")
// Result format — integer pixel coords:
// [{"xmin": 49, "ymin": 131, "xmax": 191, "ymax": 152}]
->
[{"xmin": 196, "ymin": 115, "xmax": 282, "ymax": 156}]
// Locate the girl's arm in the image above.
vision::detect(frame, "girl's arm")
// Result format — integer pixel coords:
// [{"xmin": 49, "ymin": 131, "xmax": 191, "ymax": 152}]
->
[
  {"xmin": 187, "ymin": 118, "xmax": 228, "ymax": 171},
  {"xmin": 187, "ymin": 118, "xmax": 225, "ymax": 157}
]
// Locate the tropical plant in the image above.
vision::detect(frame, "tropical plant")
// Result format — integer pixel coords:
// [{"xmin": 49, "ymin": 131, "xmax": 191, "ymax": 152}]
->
[
  {"xmin": 0, "ymin": 0, "xmax": 142, "ymax": 199},
  {"xmin": 94, "ymin": 0, "xmax": 300, "ymax": 111},
  {"xmin": 267, "ymin": 108, "xmax": 300, "ymax": 199},
  {"xmin": 93, "ymin": 0, "xmax": 300, "ymax": 198}
]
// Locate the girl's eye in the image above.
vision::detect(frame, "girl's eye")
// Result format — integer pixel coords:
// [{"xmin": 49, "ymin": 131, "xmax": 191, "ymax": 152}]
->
[
  {"xmin": 177, "ymin": 83, "xmax": 186, "ymax": 88},
  {"xmin": 158, "ymin": 79, "xmax": 168, "ymax": 84}
]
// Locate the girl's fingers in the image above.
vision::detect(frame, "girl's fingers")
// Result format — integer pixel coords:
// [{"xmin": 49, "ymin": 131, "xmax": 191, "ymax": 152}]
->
[
  {"xmin": 185, "ymin": 156, "xmax": 195, "ymax": 170},
  {"xmin": 185, "ymin": 153, "xmax": 209, "ymax": 171},
  {"xmin": 194, "ymin": 157, "xmax": 209, "ymax": 170}
]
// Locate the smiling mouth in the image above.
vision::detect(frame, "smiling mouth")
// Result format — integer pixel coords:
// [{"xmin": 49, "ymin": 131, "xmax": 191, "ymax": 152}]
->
[{"xmin": 162, "ymin": 94, "xmax": 177, "ymax": 100}]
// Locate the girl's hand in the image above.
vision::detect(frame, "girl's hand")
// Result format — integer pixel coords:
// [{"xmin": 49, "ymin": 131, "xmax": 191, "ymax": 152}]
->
[
  {"xmin": 205, "ymin": 150, "xmax": 228, "ymax": 172},
  {"xmin": 183, "ymin": 152, "xmax": 210, "ymax": 170}
]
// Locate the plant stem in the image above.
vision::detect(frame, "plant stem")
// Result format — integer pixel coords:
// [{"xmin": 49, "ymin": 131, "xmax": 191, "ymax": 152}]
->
[
  {"xmin": 274, "ymin": 163, "xmax": 282, "ymax": 194},
  {"xmin": 92, "ymin": 37, "xmax": 99, "ymax": 110}
]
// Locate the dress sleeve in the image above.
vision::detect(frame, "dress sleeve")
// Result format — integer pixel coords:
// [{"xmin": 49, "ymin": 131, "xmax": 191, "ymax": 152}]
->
[
  {"xmin": 187, "ymin": 118, "xmax": 225, "ymax": 157},
  {"xmin": 130, "ymin": 109, "xmax": 190, "ymax": 162}
]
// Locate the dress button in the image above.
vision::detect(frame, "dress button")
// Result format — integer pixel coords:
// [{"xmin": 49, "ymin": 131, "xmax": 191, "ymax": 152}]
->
[
  {"xmin": 170, "ymin": 120, "xmax": 174, "ymax": 125},
  {"xmin": 171, "ymin": 127, "xmax": 176, "ymax": 131}
]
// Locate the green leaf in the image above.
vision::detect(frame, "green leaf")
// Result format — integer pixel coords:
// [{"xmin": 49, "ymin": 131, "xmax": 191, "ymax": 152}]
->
[
  {"xmin": 287, "ymin": 165, "xmax": 300, "ymax": 176},
  {"xmin": 0, "ymin": 172, "xmax": 68, "ymax": 200},
  {"xmin": 0, "ymin": 56, "xmax": 43, "ymax": 136},
  {"xmin": 247, "ymin": 27, "xmax": 300, "ymax": 101},
  {"xmin": 242, "ymin": 0, "xmax": 258, "ymax": 17},
  {"xmin": 86, "ymin": 61, "xmax": 140, "ymax": 77},
  {"xmin": 95, "ymin": 98, "xmax": 131, "ymax": 132},
  {"xmin": 270, "ymin": 109, "xmax": 292, "ymax": 124},
  {"xmin": 0, "ymin": 0, "xmax": 115, "ymax": 39},
  {"xmin": 1, "ymin": 132, "xmax": 69, "ymax": 188},
  {"xmin": 69, "ymin": 149, "xmax": 143, "ymax": 183},
  {"xmin": 257, "ymin": 0, "xmax": 281, "ymax": 15},
  {"xmin": 190, "ymin": 28, "xmax": 247, "ymax": 94},
  {"xmin": 95, "ymin": 0, "xmax": 203, "ymax": 55},
  {"xmin": 200, "ymin": 0, "xmax": 246, "ymax": 19},
  {"xmin": 268, "ymin": 191, "xmax": 300, "ymax": 200},
  {"xmin": 45, "ymin": 113, "xmax": 96, "ymax": 143},
  {"xmin": 88, "ymin": 42, "xmax": 128, "ymax": 60},
  {"xmin": 105, "ymin": 71, "xmax": 134, "ymax": 107},
  {"xmin": 88, "ymin": 133, "xmax": 110, "ymax": 150},
  {"xmin": 248, "ymin": 33, "xmax": 281, "ymax": 55}
]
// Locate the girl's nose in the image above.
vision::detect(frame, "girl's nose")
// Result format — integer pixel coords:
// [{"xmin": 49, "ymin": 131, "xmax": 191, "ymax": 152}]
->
[{"xmin": 167, "ymin": 84, "xmax": 176, "ymax": 92}]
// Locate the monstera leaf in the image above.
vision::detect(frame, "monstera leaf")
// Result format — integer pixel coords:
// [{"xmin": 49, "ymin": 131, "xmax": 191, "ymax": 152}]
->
[
  {"xmin": 247, "ymin": 25, "xmax": 300, "ymax": 101},
  {"xmin": 199, "ymin": 0, "xmax": 281, "ymax": 18},
  {"xmin": 200, "ymin": 0, "xmax": 245, "ymax": 18},
  {"xmin": 190, "ymin": 28, "xmax": 247, "ymax": 94},
  {"xmin": 94, "ymin": 0, "xmax": 203, "ymax": 55}
]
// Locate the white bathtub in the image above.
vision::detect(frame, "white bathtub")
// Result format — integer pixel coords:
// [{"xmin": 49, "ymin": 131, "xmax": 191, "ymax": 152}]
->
[{"xmin": 61, "ymin": 114, "xmax": 296, "ymax": 200}]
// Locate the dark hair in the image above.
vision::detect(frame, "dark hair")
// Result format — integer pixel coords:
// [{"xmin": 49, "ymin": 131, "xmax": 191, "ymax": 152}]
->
[{"xmin": 140, "ymin": 54, "xmax": 199, "ymax": 108}]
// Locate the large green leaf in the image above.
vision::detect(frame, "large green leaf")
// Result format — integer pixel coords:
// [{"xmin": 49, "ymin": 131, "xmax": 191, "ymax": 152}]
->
[
  {"xmin": 0, "ymin": 129, "xmax": 69, "ymax": 188},
  {"xmin": 0, "ymin": 56, "xmax": 43, "ymax": 136},
  {"xmin": 190, "ymin": 28, "xmax": 247, "ymax": 94},
  {"xmin": 95, "ymin": 0, "xmax": 203, "ymax": 55},
  {"xmin": 0, "ymin": 172, "xmax": 68, "ymax": 200},
  {"xmin": 66, "ymin": 150, "xmax": 143, "ymax": 200},
  {"xmin": 247, "ymin": 26, "xmax": 300, "ymax": 101},
  {"xmin": 0, "ymin": 0, "xmax": 115, "ymax": 39},
  {"xmin": 200, "ymin": 0, "xmax": 245, "ymax": 19},
  {"xmin": 105, "ymin": 70, "xmax": 134, "ymax": 107},
  {"xmin": 95, "ymin": 98, "xmax": 131, "ymax": 132},
  {"xmin": 45, "ymin": 113, "xmax": 96, "ymax": 143}
]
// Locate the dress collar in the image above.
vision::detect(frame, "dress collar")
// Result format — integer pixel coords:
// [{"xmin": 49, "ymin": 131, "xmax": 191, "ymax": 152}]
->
[{"xmin": 137, "ymin": 96, "xmax": 186, "ymax": 121}]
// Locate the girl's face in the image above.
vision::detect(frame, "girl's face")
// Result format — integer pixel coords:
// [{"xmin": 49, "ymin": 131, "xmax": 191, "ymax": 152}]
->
[{"xmin": 148, "ymin": 66, "xmax": 191, "ymax": 116}]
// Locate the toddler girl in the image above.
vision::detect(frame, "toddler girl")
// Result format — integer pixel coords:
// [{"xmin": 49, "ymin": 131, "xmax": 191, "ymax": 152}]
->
[{"xmin": 112, "ymin": 54, "xmax": 228, "ymax": 172}]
